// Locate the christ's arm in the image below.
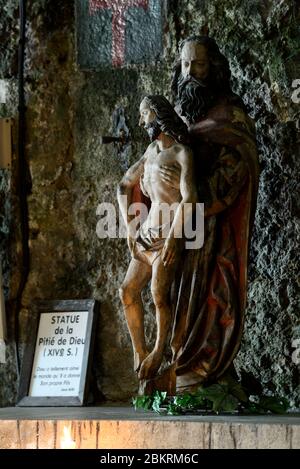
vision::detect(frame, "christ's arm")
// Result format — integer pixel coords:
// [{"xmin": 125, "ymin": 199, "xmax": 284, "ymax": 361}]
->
[{"xmin": 117, "ymin": 153, "xmax": 147, "ymax": 234}]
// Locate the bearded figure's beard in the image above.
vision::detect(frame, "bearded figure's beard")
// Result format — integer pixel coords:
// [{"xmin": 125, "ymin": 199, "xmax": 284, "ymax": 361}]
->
[
  {"xmin": 144, "ymin": 118, "xmax": 161, "ymax": 142},
  {"xmin": 177, "ymin": 75, "xmax": 216, "ymax": 124}
]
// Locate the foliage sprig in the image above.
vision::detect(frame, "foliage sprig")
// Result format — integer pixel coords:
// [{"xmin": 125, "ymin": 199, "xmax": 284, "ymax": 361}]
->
[{"xmin": 132, "ymin": 376, "xmax": 289, "ymax": 415}]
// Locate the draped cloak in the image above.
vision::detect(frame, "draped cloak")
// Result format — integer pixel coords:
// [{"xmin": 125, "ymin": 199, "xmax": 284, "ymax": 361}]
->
[
  {"xmin": 133, "ymin": 102, "xmax": 259, "ymax": 393},
  {"xmin": 171, "ymin": 102, "xmax": 260, "ymax": 391}
]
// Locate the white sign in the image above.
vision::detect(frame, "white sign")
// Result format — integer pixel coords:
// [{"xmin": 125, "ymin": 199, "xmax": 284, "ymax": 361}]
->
[
  {"xmin": 0, "ymin": 80, "xmax": 8, "ymax": 104},
  {"xmin": 29, "ymin": 310, "xmax": 89, "ymax": 397}
]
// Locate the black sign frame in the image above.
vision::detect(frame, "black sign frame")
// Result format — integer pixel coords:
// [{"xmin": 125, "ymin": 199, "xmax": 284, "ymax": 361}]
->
[{"xmin": 17, "ymin": 299, "xmax": 99, "ymax": 407}]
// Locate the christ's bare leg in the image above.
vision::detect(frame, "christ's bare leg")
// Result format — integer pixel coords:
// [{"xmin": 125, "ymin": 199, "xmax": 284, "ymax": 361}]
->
[
  {"xmin": 138, "ymin": 253, "xmax": 178, "ymax": 380},
  {"xmin": 119, "ymin": 258, "xmax": 152, "ymax": 372}
]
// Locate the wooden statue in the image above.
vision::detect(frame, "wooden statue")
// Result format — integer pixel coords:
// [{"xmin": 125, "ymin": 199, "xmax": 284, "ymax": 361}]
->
[
  {"xmin": 118, "ymin": 96, "xmax": 198, "ymax": 393},
  {"xmin": 118, "ymin": 36, "xmax": 259, "ymax": 394}
]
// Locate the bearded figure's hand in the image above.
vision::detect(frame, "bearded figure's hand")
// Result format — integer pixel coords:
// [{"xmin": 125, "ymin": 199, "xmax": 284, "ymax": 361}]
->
[{"xmin": 159, "ymin": 164, "xmax": 181, "ymax": 190}]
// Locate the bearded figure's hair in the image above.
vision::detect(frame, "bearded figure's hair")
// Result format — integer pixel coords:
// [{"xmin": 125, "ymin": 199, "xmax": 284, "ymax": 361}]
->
[
  {"xmin": 171, "ymin": 35, "xmax": 232, "ymax": 99},
  {"xmin": 143, "ymin": 95, "xmax": 189, "ymax": 144}
]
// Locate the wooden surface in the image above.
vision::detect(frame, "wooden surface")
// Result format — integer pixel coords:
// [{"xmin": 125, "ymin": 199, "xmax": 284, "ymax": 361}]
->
[{"xmin": 0, "ymin": 407, "xmax": 299, "ymax": 449}]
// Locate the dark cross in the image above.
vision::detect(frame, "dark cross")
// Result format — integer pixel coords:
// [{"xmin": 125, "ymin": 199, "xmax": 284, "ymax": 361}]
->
[{"xmin": 89, "ymin": 0, "xmax": 149, "ymax": 67}]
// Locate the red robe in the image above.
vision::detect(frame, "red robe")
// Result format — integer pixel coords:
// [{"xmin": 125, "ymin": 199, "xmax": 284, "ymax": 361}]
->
[
  {"xmin": 134, "ymin": 103, "xmax": 259, "ymax": 393},
  {"xmin": 171, "ymin": 103, "xmax": 260, "ymax": 390}
]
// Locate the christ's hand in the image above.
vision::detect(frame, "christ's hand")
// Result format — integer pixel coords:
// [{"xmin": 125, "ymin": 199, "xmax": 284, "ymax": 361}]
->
[
  {"xmin": 162, "ymin": 237, "xmax": 180, "ymax": 267},
  {"xmin": 127, "ymin": 224, "xmax": 138, "ymax": 256}
]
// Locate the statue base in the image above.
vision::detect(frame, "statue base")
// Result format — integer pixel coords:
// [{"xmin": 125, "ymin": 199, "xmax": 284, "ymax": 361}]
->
[{"xmin": 138, "ymin": 365, "xmax": 176, "ymax": 396}]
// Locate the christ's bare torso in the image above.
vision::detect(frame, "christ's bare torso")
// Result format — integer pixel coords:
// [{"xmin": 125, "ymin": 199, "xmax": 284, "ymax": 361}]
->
[{"xmin": 140, "ymin": 141, "xmax": 186, "ymax": 237}]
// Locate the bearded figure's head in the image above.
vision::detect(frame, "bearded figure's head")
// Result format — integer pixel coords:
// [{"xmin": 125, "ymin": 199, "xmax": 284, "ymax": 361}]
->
[{"xmin": 172, "ymin": 36, "xmax": 244, "ymax": 124}]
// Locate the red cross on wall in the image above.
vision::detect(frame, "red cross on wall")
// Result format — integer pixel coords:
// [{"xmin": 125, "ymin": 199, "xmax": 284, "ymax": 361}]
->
[{"xmin": 89, "ymin": 0, "xmax": 149, "ymax": 67}]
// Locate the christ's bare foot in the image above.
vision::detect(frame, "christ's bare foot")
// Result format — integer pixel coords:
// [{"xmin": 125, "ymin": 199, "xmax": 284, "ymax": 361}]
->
[
  {"xmin": 134, "ymin": 349, "xmax": 149, "ymax": 373},
  {"xmin": 138, "ymin": 350, "xmax": 163, "ymax": 379}
]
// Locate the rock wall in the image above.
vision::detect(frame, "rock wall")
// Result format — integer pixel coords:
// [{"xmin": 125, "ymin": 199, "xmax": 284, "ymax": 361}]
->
[
  {"xmin": 0, "ymin": 0, "xmax": 299, "ymax": 407},
  {"xmin": 0, "ymin": 0, "xmax": 22, "ymax": 405}
]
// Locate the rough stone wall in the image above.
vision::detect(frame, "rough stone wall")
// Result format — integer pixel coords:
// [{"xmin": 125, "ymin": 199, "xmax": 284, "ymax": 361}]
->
[
  {"xmin": 186, "ymin": 0, "xmax": 300, "ymax": 409},
  {"xmin": 0, "ymin": 0, "xmax": 22, "ymax": 405},
  {"xmin": 0, "ymin": 0, "xmax": 299, "ymax": 407},
  {"xmin": 0, "ymin": 0, "xmax": 77, "ymax": 404}
]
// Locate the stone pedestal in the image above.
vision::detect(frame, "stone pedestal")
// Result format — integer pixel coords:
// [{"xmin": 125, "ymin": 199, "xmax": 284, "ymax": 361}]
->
[{"xmin": 0, "ymin": 406, "xmax": 299, "ymax": 449}]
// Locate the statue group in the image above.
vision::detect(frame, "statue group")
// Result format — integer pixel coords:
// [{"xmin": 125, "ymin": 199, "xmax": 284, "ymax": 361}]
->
[{"xmin": 118, "ymin": 36, "xmax": 259, "ymax": 394}]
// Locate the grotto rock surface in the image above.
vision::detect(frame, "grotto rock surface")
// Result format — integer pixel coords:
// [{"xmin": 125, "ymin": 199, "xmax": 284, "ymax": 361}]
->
[{"xmin": 0, "ymin": 0, "xmax": 299, "ymax": 407}]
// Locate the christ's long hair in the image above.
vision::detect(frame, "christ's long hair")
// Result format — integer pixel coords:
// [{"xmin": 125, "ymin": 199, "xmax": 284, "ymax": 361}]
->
[{"xmin": 144, "ymin": 95, "xmax": 189, "ymax": 144}]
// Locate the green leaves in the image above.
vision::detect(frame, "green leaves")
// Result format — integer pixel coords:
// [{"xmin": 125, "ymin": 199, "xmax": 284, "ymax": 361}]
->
[
  {"xmin": 132, "ymin": 395, "xmax": 153, "ymax": 411},
  {"xmin": 152, "ymin": 391, "xmax": 167, "ymax": 413},
  {"xmin": 218, "ymin": 375, "xmax": 248, "ymax": 403},
  {"xmin": 166, "ymin": 403, "xmax": 182, "ymax": 416},
  {"xmin": 168, "ymin": 392, "xmax": 209, "ymax": 415},
  {"xmin": 258, "ymin": 396, "xmax": 289, "ymax": 414},
  {"xmin": 247, "ymin": 396, "xmax": 290, "ymax": 415},
  {"xmin": 197, "ymin": 384, "xmax": 239, "ymax": 413},
  {"xmin": 196, "ymin": 375, "xmax": 248, "ymax": 413},
  {"xmin": 132, "ymin": 391, "xmax": 168, "ymax": 414},
  {"xmin": 132, "ymin": 376, "xmax": 290, "ymax": 415}
]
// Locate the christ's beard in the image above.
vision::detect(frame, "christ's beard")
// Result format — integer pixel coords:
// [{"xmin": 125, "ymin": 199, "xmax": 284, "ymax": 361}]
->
[
  {"xmin": 177, "ymin": 74, "xmax": 215, "ymax": 124},
  {"xmin": 145, "ymin": 119, "xmax": 161, "ymax": 142}
]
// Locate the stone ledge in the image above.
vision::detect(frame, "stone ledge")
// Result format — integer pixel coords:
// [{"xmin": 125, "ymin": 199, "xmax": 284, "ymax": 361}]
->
[{"xmin": 0, "ymin": 407, "xmax": 299, "ymax": 449}]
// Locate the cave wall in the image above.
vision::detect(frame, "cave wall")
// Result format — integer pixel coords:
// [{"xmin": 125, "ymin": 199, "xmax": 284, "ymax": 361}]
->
[{"xmin": 0, "ymin": 0, "xmax": 299, "ymax": 407}]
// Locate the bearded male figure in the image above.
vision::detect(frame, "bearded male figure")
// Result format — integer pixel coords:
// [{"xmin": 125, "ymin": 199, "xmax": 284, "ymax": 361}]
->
[{"xmin": 158, "ymin": 36, "xmax": 260, "ymax": 392}]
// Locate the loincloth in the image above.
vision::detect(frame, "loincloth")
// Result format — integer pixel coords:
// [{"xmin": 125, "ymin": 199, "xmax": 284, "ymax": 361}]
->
[{"xmin": 132, "ymin": 225, "xmax": 168, "ymax": 266}]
